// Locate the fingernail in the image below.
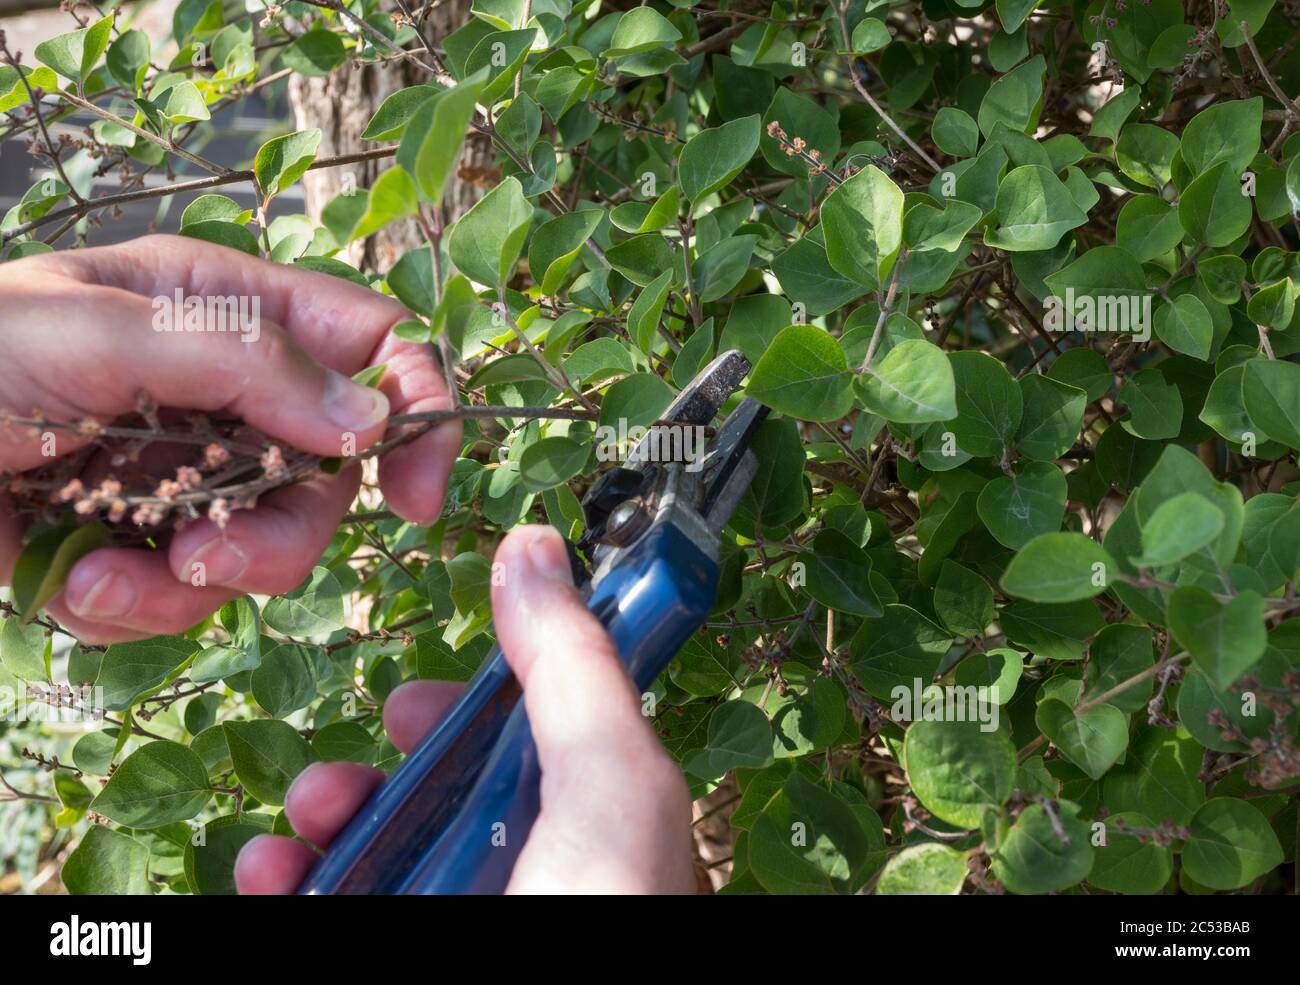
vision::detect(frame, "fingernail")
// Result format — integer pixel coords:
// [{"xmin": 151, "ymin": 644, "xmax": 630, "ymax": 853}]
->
[
  {"xmin": 523, "ymin": 526, "xmax": 574, "ymax": 586},
  {"xmin": 186, "ymin": 537, "xmax": 249, "ymax": 585},
  {"xmin": 68, "ymin": 571, "xmax": 137, "ymax": 620},
  {"xmin": 322, "ymin": 371, "xmax": 389, "ymax": 433}
]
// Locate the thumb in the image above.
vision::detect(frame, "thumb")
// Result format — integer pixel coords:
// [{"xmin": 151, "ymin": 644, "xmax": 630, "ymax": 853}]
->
[{"xmin": 490, "ymin": 524, "xmax": 695, "ymax": 894}]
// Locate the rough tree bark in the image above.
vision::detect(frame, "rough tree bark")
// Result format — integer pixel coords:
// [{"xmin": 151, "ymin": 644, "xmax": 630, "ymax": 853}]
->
[{"xmin": 287, "ymin": 0, "xmax": 493, "ymax": 272}]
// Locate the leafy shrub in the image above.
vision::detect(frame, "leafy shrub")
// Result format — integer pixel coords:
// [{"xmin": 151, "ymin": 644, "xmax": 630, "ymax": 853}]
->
[{"xmin": 2, "ymin": 0, "xmax": 1299, "ymax": 895}]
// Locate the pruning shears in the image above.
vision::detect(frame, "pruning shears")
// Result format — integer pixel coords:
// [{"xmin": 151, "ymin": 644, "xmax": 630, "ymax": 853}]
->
[{"xmin": 299, "ymin": 350, "xmax": 767, "ymax": 895}]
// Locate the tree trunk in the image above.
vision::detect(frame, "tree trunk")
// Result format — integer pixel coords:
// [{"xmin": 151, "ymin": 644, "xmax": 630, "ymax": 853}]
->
[{"xmin": 287, "ymin": 1, "xmax": 492, "ymax": 273}]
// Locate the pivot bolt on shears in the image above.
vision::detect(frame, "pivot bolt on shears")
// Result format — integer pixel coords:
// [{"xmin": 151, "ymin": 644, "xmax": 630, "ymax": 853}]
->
[{"xmin": 298, "ymin": 349, "xmax": 767, "ymax": 894}]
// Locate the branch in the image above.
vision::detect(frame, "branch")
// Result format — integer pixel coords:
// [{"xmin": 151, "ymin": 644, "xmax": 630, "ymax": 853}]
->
[
  {"xmin": 832, "ymin": 3, "xmax": 940, "ymax": 172},
  {"xmin": 2, "ymin": 147, "xmax": 398, "ymax": 243},
  {"xmin": 56, "ymin": 89, "xmax": 230, "ymax": 176},
  {"xmin": 1240, "ymin": 21, "xmax": 1300, "ymax": 121}
]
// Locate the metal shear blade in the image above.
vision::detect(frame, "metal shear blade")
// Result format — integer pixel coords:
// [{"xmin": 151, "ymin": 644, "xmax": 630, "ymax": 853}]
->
[{"xmin": 580, "ymin": 350, "xmax": 766, "ymax": 555}]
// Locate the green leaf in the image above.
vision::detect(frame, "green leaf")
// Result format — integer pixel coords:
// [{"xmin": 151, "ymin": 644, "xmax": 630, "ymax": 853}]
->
[
  {"xmin": 1088, "ymin": 86, "xmax": 1140, "ymax": 142},
  {"xmin": 361, "ymin": 84, "xmax": 437, "ymax": 140},
  {"xmin": 820, "ymin": 165, "xmax": 904, "ymax": 289},
  {"xmin": 771, "ymin": 235, "xmax": 866, "ymax": 316},
  {"xmin": 35, "ymin": 15, "xmax": 112, "ymax": 84},
  {"xmin": 0, "ymin": 619, "xmax": 47, "ymax": 681},
  {"xmin": 1042, "ymin": 245, "xmax": 1150, "ymax": 337},
  {"xmin": 678, "ymin": 115, "xmax": 760, "ymax": 207},
  {"xmin": 528, "ymin": 209, "xmax": 601, "ymax": 295},
  {"xmin": 1154, "ymin": 294, "xmax": 1214, "ymax": 359},
  {"xmin": 1088, "ymin": 812, "xmax": 1173, "ymax": 894},
  {"xmin": 192, "ymin": 596, "xmax": 261, "ymax": 683},
  {"xmin": 1179, "ymin": 162, "xmax": 1252, "ymax": 247},
  {"xmin": 1199, "ymin": 254, "xmax": 1247, "ymax": 303},
  {"xmin": 1181, "ymin": 798, "xmax": 1284, "ymax": 890},
  {"xmin": 447, "ymin": 176, "xmax": 534, "ymax": 289},
  {"xmin": 418, "ymin": 632, "xmax": 489, "ymax": 682},
  {"xmin": 519, "ymin": 436, "xmax": 588, "ymax": 492},
  {"xmin": 945, "ymin": 350, "xmax": 1023, "ymax": 457},
  {"xmin": 849, "ymin": 17, "xmax": 892, "ymax": 53},
  {"xmin": 163, "ymin": 80, "xmax": 209, "ymax": 122},
  {"xmin": 1118, "ymin": 368, "xmax": 1183, "ymax": 439},
  {"xmin": 995, "ymin": 0, "xmax": 1038, "ymax": 33},
  {"xmin": 991, "ymin": 800, "xmax": 1093, "ymax": 894},
  {"xmin": 282, "ymin": 28, "xmax": 346, "ymax": 77},
  {"xmin": 12, "ymin": 522, "xmax": 110, "ymax": 624},
  {"xmin": 1131, "ymin": 491, "xmax": 1224, "ymax": 566},
  {"xmin": 694, "ymin": 234, "xmax": 757, "ymax": 302},
  {"xmin": 849, "ymin": 605, "xmax": 953, "ymax": 699},
  {"xmin": 683, "ymin": 700, "xmax": 774, "ymax": 779},
  {"xmin": 90, "ymin": 740, "xmax": 211, "ymax": 827},
  {"xmin": 185, "ymin": 814, "xmax": 273, "ymax": 894},
  {"xmin": 71, "ymin": 730, "xmax": 117, "ymax": 776},
  {"xmin": 760, "ymin": 87, "xmax": 841, "ymax": 179},
  {"xmin": 1246, "ymin": 276, "xmax": 1297, "ymax": 330},
  {"xmin": 53, "ymin": 772, "xmax": 93, "ymax": 827},
  {"xmin": 985, "ymin": 165, "xmax": 1087, "ymax": 251},
  {"xmin": 63, "ymin": 826, "xmax": 151, "ymax": 895},
  {"xmin": 104, "ymin": 30, "xmax": 149, "ymax": 91},
  {"xmin": 465, "ymin": 29, "xmax": 536, "ymax": 104},
  {"xmin": 0, "ymin": 65, "xmax": 58, "ymax": 113},
  {"xmin": 263, "ymin": 566, "xmax": 346, "ymax": 637},
  {"xmin": 1167, "ymin": 586, "xmax": 1266, "ymax": 689},
  {"xmin": 181, "ymin": 220, "xmax": 259, "ymax": 255},
  {"xmin": 977, "ymin": 461, "xmax": 1067, "ymax": 550},
  {"xmin": 858, "ymin": 339, "xmax": 956, "ymax": 424},
  {"xmin": 1016, "ymin": 374, "xmax": 1086, "ymax": 461},
  {"xmin": 349, "ymin": 166, "xmax": 419, "ymax": 241},
  {"xmin": 903, "ymin": 198, "xmax": 982, "ymax": 254},
  {"xmin": 748, "ymin": 772, "xmax": 872, "ymax": 894},
  {"xmin": 933, "ymin": 560, "xmax": 995, "ymax": 638},
  {"xmin": 254, "ymin": 129, "xmax": 322, "ymax": 200},
  {"xmin": 802, "ymin": 529, "xmax": 882, "ymax": 616},
  {"xmin": 1117, "ymin": 194, "xmax": 1185, "ymax": 262},
  {"xmin": 746, "ymin": 325, "xmax": 852, "ymax": 422},
  {"xmin": 1116, "ymin": 124, "xmax": 1179, "ymax": 188},
  {"xmin": 312, "ymin": 722, "xmax": 378, "ymax": 764},
  {"xmin": 609, "ymin": 187, "xmax": 680, "ymax": 234},
  {"xmin": 251, "ymin": 643, "xmax": 317, "ymax": 718},
  {"xmin": 398, "ymin": 72, "xmax": 486, "ymax": 205},
  {"xmin": 904, "ymin": 718, "xmax": 1017, "ymax": 828},
  {"xmin": 1000, "ymin": 532, "xmax": 1115, "ymax": 603},
  {"xmin": 953, "ymin": 647, "xmax": 1024, "ymax": 705},
  {"xmin": 598, "ymin": 372, "xmax": 674, "ymax": 429},
  {"xmin": 875, "ymin": 842, "xmax": 968, "ymax": 895},
  {"xmin": 977, "ymin": 54, "xmax": 1045, "ymax": 136},
  {"xmin": 604, "ymin": 7, "xmax": 681, "ymax": 57},
  {"xmin": 605, "ymin": 233, "xmax": 677, "ymax": 287},
  {"xmin": 222, "ymin": 719, "xmax": 317, "ymax": 806},
  {"xmin": 1085, "ymin": 624, "xmax": 1155, "ymax": 714},
  {"xmin": 98, "ymin": 636, "xmax": 201, "ymax": 711},
  {"xmin": 628, "ymin": 269, "xmax": 674, "ymax": 353},
  {"xmin": 732, "ymin": 417, "xmax": 806, "ymax": 531},
  {"xmin": 1180, "ymin": 97, "xmax": 1262, "ymax": 178},
  {"xmin": 1242, "ymin": 358, "xmax": 1300, "ymax": 449},
  {"xmin": 181, "ymin": 193, "xmax": 245, "ymax": 227},
  {"xmin": 931, "ymin": 106, "xmax": 979, "ymax": 158},
  {"xmin": 772, "ymin": 675, "xmax": 848, "ymax": 758},
  {"xmin": 1103, "ymin": 727, "xmax": 1205, "ymax": 825},
  {"xmin": 1035, "ymin": 698, "xmax": 1129, "ymax": 779}
]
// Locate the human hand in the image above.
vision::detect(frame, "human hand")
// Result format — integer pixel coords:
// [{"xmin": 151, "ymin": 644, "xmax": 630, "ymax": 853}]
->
[
  {"xmin": 234, "ymin": 524, "xmax": 697, "ymax": 895},
  {"xmin": 0, "ymin": 235, "xmax": 461, "ymax": 643}
]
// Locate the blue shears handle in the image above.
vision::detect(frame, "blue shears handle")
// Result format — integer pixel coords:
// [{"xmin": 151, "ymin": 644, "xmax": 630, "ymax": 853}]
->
[{"xmin": 298, "ymin": 521, "xmax": 718, "ymax": 895}]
